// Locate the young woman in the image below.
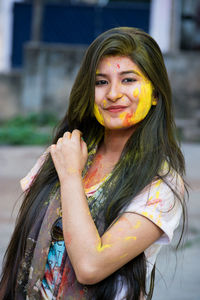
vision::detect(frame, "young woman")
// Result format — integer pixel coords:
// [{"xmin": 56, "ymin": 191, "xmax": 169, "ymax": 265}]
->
[{"xmin": 0, "ymin": 27, "xmax": 187, "ymax": 300}]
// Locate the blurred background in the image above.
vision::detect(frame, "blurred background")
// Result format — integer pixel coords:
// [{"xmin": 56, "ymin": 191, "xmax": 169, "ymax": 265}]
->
[{"xmin": 0, "ymin": 0, "xmax": 199, "ymax": 299}]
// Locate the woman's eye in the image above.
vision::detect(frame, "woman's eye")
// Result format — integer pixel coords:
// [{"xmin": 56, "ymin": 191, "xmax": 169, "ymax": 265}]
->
[
  {"xmin": 122, "ymin": 78, "xmax": 136, "ymax": 83},
  {"xmin": 95, "ymin": 80, "xmax": 108, "ymax": 86}
]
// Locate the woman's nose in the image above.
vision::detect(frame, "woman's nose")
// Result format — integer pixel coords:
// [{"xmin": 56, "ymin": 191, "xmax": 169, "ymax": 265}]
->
[{"xmin": 107, "ymin": 83, "xmax": 123, "ymax": 102}]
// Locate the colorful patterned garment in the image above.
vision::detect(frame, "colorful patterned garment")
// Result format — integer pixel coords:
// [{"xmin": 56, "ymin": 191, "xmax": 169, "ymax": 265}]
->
[
  {"xmin": 18, "ymin": 147, "xmax": 184, "ymax": 300},
  {"xmin": 40, "ymin": 172, "xmax": 111, "ymax": 300}
]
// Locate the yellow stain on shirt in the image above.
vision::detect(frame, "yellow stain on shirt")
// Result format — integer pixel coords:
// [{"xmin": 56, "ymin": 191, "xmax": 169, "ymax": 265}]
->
[
  {"xmin": 125, "ymin": 236, "xmax": 137, "ymax": 241},
  {"xmin": 156, "ymin": 191, "xmax": 160, "ymax": 198},
  {"xmin": 142, "ymin": 211, "xmax": 148, "ymax": 217},
  {"xmin": 148, "ymin": 196, "xmax": 153, "ymax": 203},
  {"xmin": 155, "ymin": 179, "xmax": 162, "ymax": 188},
  {"xmin": 141, "ymin": 211, "xmax": 154, "ymax": 220},
  {"xmin": 156, "ymin": 219, "xmax": 162, "ymax": 227}
]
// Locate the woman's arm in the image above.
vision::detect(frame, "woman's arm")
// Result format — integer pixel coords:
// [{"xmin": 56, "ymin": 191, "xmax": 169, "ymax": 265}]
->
[{"xmin": 50, "ymin": 130, "xmax": 163, "ymax": 285}]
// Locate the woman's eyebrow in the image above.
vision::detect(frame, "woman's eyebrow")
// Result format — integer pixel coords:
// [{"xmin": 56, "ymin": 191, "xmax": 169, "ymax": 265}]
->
[
  {"xmin": 95, "ymin": 70, "xmax": 141, "ymax": 76},
  {"xmin": 95, "ymin": 72, "xmax": 107, "ymax": 77},
  {"xmin": 119, "ymin": 70, "xmax": 140, "ymax": 76}
]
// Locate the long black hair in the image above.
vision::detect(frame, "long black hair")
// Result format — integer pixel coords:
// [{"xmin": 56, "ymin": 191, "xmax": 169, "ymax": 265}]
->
[{"xmin": 0, "ymin": 27, "xmax": 187, "ymax": 300}]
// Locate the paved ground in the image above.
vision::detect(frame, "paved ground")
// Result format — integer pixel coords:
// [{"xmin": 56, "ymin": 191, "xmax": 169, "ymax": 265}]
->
[{"xmin": 0, "ymin": 144, "xmax": 199, "ymax": 299}]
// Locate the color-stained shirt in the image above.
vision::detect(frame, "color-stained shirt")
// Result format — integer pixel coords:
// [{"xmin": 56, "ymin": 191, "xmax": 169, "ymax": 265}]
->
[{"xmin": 21, "ymin": 151, "xmax": 183, "ymax": 300}]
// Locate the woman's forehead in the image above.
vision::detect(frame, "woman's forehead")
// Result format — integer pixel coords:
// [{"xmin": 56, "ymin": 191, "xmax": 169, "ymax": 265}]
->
[{"xmin": 96, "ymin": 55, "xmax": 146, "ymax": 79}]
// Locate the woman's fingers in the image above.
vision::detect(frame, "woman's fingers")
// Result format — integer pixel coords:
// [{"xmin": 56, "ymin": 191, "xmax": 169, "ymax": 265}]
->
[
  {"xmin": 81, "ymin": 138, "xmax": 88, "ymax": 161},
  {"xmin": 63, "ymin": 131, "xmax": 71, "ymax": 140},
  {"xmin": 71, "ymin": 129, "xmax": 82, "ymax": 143}
]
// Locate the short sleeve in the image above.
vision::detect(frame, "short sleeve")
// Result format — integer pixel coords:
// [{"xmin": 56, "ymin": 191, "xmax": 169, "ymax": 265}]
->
[
  {"xmin": 124, "ymin": 172, "xmax": 184, "ymax": 245},
  {"xmin": 20, "ymin": 148, "xmax": 49, "ymax": 192}
]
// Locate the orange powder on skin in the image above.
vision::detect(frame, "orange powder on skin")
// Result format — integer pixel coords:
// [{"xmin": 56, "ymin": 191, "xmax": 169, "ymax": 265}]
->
[
  {"xmin": 83, "ymin": 154, "xmax": 103, "ymax": 189},
  {"xmin": 133, "ymin": 87, "xmax": 139, "ymax": 98},
  {"xmin": 122, "ymin": 112, "xmax": 135, "ymax": 127}
]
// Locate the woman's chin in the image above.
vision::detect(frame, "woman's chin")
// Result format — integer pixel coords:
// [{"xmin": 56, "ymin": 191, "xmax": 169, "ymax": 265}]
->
[{"xmin": 104, "ymin": 122, "xmax": 135, "ymax": 131}]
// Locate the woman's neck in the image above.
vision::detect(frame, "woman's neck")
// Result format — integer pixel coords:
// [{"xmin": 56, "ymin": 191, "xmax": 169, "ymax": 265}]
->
[{"xmin": 100, "ymin": 127, "xmax": 136, "ymax": 158}]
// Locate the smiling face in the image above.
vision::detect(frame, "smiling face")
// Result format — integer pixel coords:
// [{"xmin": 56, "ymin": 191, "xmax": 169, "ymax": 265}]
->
[{"xmin": 94, "ymin": 56, "xmax": 156, "ymax": 130}]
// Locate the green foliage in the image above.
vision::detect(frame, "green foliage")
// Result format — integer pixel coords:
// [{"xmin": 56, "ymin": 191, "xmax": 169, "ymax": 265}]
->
[{"xmin": 0, "ymin": 113, "xmax": 58, "ymax": 145}]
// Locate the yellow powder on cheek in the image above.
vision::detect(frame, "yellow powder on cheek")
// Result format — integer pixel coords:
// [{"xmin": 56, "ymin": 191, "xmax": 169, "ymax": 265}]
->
[
  {"xmin": 94, "ymin": 103, "xmax": 105, "ymax": 126},
  {"xmin": 119, "ymin": 112, "xmax": 126, "ymax": 120},
  {"xmin": 132, "ymin": 81, "xmax": 153, "ymax": 124},
  {"xmin": 103, "ymin": 99, "xmax": 107, "ymax": 108},
  {"xmin": 133, "ymin": 87, "xmax": 139, "ymax": 98}
]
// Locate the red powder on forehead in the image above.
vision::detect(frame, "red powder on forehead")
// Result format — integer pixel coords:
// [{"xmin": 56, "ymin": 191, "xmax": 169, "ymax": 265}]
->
[{"xmin": 117, "ymin": 64, "xmax": 120, "ymax": 69}]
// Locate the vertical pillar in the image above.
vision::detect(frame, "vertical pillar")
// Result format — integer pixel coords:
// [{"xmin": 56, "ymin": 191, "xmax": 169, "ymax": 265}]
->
[
  {"xmin": 149, "ymin": 0, "xmax": 181, "ymax": 53},
  {"xmin": 31, "ymin": 0, "xmax": 44, "ymax": 44},
  {"xmin": 0, "ymin": 0, "xmax": 23, "ymax": 72}
]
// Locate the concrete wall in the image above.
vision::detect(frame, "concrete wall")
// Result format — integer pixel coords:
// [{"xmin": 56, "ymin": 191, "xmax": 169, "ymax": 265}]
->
[
  {"xmin": 21, "ymin": 43, "xmax": 87, "ymax": 117},
  {"xmin": 0, "ymin": 71, "xmax": 21, "ymax": 119},
  {"xmin": 165, "ymin": 52, "xmax": 200, "ymax": 140},
  {"xmin": 0, "ymin": 44, "xmax": 199, "ymax": 141}
]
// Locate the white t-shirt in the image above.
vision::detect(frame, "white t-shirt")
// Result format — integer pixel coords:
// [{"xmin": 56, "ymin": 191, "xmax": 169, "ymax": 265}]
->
[{"xmin": 85, "ymin": 167, "xmax": 183, "ymax": 300}]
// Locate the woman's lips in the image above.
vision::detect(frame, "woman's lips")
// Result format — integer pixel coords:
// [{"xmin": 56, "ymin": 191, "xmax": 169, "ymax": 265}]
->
[{"xmin": 106, "ymin": 106, "xmax": 127, "ymax": 113}]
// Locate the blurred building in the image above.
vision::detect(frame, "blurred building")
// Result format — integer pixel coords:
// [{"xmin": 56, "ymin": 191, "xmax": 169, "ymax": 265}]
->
[{"xmin": 0, "ymin": 0, "xmax": 199, "ymax": 141}]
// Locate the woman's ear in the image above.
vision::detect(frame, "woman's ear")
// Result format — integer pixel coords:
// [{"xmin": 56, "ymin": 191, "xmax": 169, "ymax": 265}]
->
[{"xmin": 152, "ymin": 90, "xmax": 158, "ymax": 106}]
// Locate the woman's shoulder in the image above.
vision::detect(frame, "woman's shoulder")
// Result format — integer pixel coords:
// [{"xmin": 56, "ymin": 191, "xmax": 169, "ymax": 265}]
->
[
  {"xmin": 158, "ymin": 161, "xmax": 185, "ymax": 195},
  {"xmin": 124, "ymin": 162, "xmax": 185, "ymax": 245}
]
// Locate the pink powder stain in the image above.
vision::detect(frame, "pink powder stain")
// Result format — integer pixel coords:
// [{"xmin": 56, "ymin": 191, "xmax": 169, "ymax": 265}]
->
[
  {"xmin": 65, "ymin": 232, "xmax": 72, "ymax": 245},
  {"xmin": 147, "ymin": 198, "xmax": 162, "ymax": 206},
  {"xmin": 117, "ymin": 63, "xmax": 120, "ymax": 69}
]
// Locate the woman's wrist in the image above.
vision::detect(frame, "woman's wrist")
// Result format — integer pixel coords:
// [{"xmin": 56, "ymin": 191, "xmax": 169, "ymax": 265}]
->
[{"xmin": 59, "ymin": 169, "xmax": 83, "ymax": 187}]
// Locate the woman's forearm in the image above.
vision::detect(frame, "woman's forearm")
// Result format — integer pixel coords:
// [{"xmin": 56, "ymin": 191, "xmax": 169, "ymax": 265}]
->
[{"xmin": 60, "ymin": 174, "xmax": 102, "ymax": 283}]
